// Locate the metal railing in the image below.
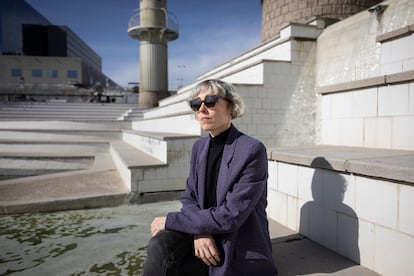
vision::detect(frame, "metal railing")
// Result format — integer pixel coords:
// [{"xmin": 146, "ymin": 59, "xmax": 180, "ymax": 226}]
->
[{"xmin": 128, "ymin": 8, "xmax": 179, "ymax": 34}]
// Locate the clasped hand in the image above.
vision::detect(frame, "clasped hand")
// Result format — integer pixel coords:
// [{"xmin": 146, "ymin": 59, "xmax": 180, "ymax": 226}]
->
[
  {"xmin": 151, "ymin": 217, "xmax": 220, "ymax": 266},
  {"xmin": 194, "ymin": 234, "xmax": 220, "ymax": 266},
  {"xmin": 151, "ymin": 216, "xmax": 166, "ymax": 237}
]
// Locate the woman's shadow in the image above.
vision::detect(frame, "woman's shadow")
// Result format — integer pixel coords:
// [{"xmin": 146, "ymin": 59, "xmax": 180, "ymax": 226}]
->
[
  {"xmin": 301, "ymin": 157, "xmax": 360, "ymax": 266},
  {"xmin": 273, "ymin": 157, "xmax": 361, "ymax": 275}
]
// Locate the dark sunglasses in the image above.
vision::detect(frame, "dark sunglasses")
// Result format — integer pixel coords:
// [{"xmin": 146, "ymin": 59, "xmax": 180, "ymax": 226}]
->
[{"xmin": 189, "ymin": 95, "xmax": 220, "ymax": 111}]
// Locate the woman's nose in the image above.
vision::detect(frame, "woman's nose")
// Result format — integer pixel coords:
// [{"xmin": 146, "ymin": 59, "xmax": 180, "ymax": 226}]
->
[{"xmin": 198, "ymin": 102, "xmax": 208, "ymax": 112}]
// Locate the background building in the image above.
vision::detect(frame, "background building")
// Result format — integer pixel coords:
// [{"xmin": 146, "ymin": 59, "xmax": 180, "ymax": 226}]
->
[{"xmin": 0, "ymin": 0, "xmax": 117, "ymax": 100}]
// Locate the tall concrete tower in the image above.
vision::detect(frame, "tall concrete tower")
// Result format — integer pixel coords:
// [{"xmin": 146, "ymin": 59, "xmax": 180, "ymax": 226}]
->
[
  {"xmin": 128, "ymin": 0, "xmax": 178, "ymax": 108},
  {"xmin": 261, "ymin": 0, "xmax": 382, "ymax": 42}
]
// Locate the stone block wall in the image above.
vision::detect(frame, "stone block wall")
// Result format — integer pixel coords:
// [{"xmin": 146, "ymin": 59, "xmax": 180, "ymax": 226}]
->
[
  {"xmin": 267, "ymin": 159, "xmax": 414, "ymax": 275},
  {"xmin": 317, "ymin": 0, "xmax": 414, "ymax": 151},
  {"xmin": 380, "ymin": 33, "xmax": 414, "ymax": 75},
  {"xmin": 132, "ymin": 137, "xmax": 197, "ymax": 194},
  {"xmin": 266, "ymin": 1, "xmax": 414, "ymax": 275},
  {"xmin": 233, "ymin": 39, "xmax": 319, "ymax": 149},
  {"xmin": 321, "ymin": 81, "xmax": 414, "ymax": 150},
  {"xmin": 315, "ymin": 0, "xmax": 414, "ymax": 86}
]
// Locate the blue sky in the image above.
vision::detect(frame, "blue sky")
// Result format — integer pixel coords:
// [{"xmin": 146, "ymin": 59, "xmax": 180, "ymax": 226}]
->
[{"xmin": 25, "ymin": 0, "xmax": 262, "ymax": 89}]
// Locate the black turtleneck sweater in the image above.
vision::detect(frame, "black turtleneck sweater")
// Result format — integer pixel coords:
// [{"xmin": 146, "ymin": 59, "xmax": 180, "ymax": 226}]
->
[{"xmin": 205, "ymin": 126, "xmax": 231, "ymax": 208}]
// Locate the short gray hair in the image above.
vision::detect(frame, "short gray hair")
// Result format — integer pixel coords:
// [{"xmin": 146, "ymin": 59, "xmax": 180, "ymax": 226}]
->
[{"xmin": 191, "ymin": 79, "xmax": 246, "ymax": 119}]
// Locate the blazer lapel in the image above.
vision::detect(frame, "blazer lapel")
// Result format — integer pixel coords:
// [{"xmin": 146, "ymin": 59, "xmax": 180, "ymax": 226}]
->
[
  {"xmin": 196, "ymin": 137, "xmax": 210, "ymax": 208},
  {"xmin": 216, "ymin": 126, "xmax": 240, "ymax": 205}
]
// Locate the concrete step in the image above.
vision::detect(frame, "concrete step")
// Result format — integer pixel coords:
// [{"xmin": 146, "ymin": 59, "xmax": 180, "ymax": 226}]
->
[
  {"xmin": 0, "ymin": 104, "xmax": 135, "ymax": 114},
  {"xmin": 0, "ymin": 105, "xmax": 132, "ymax": 111},
  {"xmin": 115, "ymin": 108, "xmax": 144, "ymax": 121},
  {"xmin": 0, "ymin": 120, "xmax": 132, "ymax": 130},
  {"xmin": 122, "ymin": 130, "xmax": 168, "ymax": 163},
  {"xmin": 0, "ymin": 136, "xmax": 182, "ymax": 211},
  {"xmin": 132, "ymin": 113, "xmax": 201, "ymax": 136},
  {"xmin": 0, "ymin": 102, "xmax": 137, "ymax": 109},
  {"xmin": 0, "ymin": 141, "xmax": 109, "ymax": 156},
  {"xmin": 0, "ymin": 156, "xmax": 95, "ymax": 179},
  {"xmin": 0, "ymin": 102, "xmax": 202, "ymax": 211},
  {"xmin": 110, "ymin": 141, "xmax": 165, "ymax": 168},
  {"xmin": 0, "ymin": 140, "xmax": 132, "ymax": 214},
  {"xmin": 0, "ymin": 114, "xmax": 127, "ymax": 120},
  {"xmin": 0, "ymin": 169, "xmax": 130, "ymax": 214},
  {"xmin": 0, "ymin": 111, "xmax": 130, "ymax": 116},
  {"xmin": 0, "ymin": 130, "xmax": 122, "ymax": 142},
  {"xmin": 109, "ymin": 140, "xmax": 166, "ymax": 192},
  {"xmin": 0, "ymin": 102, "xmax": 137, "ymax": 121},
  {"xmin": 269, "ymin": 145, "xmax": 414, "ymax": 183}
]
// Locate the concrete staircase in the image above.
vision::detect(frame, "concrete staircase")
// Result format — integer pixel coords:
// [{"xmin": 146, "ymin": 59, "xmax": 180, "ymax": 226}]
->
[
  {"xmin": 0, "ymin": 101, "xmax": 200, "ymax": 214},
  {"xmin": 0, "ymin": 102, "xmax": 140, "ymax": 121}
]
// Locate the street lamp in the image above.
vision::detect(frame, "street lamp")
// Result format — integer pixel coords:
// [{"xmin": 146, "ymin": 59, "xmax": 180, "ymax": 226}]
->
[{"xmin": 177, "ymin": 65, "xmax": 186, "ymax": 89}]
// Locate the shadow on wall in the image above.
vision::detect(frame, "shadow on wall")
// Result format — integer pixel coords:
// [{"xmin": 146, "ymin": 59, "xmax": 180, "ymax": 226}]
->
[
  {"xmin": 272, "ymin": 157, "xmax": 361, "ymax": 275},
  {"xmin": 300, "ymin": 157, "xmax": 360, "ymax": 262}
]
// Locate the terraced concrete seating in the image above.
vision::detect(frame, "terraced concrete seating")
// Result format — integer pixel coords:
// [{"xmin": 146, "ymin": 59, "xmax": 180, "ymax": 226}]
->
[
  {"xmin": 0, "ymin": 102, "xmax": 140, "ymax": 121},
  {"xmin": 0, "ymin": 100, "xmax": 200, "ymax": 213},
  {"xmin": 269, "ymin": 145, "xmax": 414, "ymax": 184},
  {"xmin": 267, "ymin": 145, "xmax": 414, "ymax": 276},
  {"xmin": 0, "ymin": 124, "xmax": 181, "ymax": 213}
]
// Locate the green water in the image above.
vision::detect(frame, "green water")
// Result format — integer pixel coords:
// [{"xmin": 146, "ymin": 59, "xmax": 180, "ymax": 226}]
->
[{"xmin": 0, "ymin": 201, "xmax": 181, "ymax": 276}]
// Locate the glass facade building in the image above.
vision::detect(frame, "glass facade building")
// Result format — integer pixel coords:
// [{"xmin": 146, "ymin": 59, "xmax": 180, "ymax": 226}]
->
[
  {"xmin": 0, "ymin": 0, "xmax": 50, "ymax": 54},
  {"xmin": 0, "ymin": 0, "xmax": 112, "ymax": 90}
]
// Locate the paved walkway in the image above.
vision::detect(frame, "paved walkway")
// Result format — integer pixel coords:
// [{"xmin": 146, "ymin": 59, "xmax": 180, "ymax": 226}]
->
[
  {"xmin": 269, "ymin": 219, "xmax": 378, "ymax": 275},
  {"xmin": 0, "ymin": 199, "xmax": 378, "ymax": 275}
]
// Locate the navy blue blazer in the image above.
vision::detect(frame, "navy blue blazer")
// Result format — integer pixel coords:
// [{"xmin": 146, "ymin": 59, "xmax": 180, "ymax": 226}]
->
[{"xmin": 166, "ymin": 125, "xmax": 277, "ymax": 276}]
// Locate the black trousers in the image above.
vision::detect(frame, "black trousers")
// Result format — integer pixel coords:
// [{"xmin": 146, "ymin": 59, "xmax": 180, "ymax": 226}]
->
[{"xmin": 141, "ymin": 230, "xmax": 209, "ymax": 276}]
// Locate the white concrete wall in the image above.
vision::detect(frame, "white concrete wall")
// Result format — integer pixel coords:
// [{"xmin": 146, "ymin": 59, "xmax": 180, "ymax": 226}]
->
[
  {"xmin": 317, "ymin": 0, "xmax": 414, "ymax": 150},
  {"xmin": 131, "ymin": 114, "xmax": 201, "ymax": 136},
  {"xmin": 321, "ymin": 82, "xmax": 414, "ymax": 150},
  {"xmin": 122, "ymin": 132, "xmax": 167, "ymax": 163},
  {"xmin": 267, "ymin": 160, "xmax": 414, "ymax": 276},
  {"xmin": 315, "ymin": 0, "xmax": 414, "ymax": 87},
  {"xmin": 380, "ymin": 34, "xmax": 414, "ymax": 75},
  {"xmin": 266, "ymin": 3, "xmax": 414, "ymax": 275},
  {"xmin": 197, "ymin": 35, "xmax": 292, "ymax": 82},
  {"xmin": 233, "ymin": 40, "xmax": 319, "ymax": 149},
  {"xmin": 134, "ymin": 137, "xmax": 196, "ymax": 193}
]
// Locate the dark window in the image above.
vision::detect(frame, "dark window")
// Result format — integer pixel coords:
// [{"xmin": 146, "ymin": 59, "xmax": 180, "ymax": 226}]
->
[
  {"xmin": 67, "ymin": 70, "xmax": 77, "ymax": 78},
  {"xmin": 48, "ymin": 69, "xmax": 58, "ymax": 78},
  {"xmin": 22, "ymin": 24, "xmax": 67, "ymax": 57},
  {"xmin": 32, "ymin": 69, "xmax": 42, "ymax": 77},
  {"xmin": 11, "ymin": 68, "xmax": 22, "ymax": 77}
]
